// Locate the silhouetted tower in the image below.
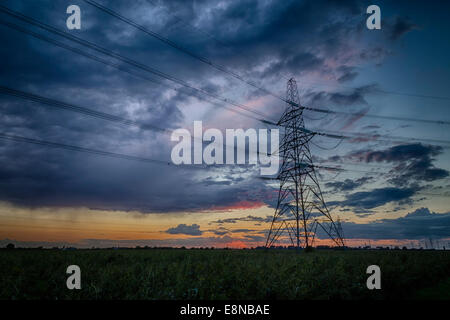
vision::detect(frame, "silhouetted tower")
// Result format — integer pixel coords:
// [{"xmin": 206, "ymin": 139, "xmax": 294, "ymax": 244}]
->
[{"xmin": 265, "ymin": 78, "xmax": 345, "ymax": 249}]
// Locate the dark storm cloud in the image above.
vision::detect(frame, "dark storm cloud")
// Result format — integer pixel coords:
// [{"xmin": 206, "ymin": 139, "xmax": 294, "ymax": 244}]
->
[
  {"xmin": 305, "ymin": 84, "xmax": 378, "ymax": 107},
  {"xmin": 337, "ymin": 186, "xmax": 418, "ymax": 210},
  {"xmin": 302, "ymin": 84, "xmax": 378, "ymax": 130},
  {"xmin": 0, "ymin": 0, "xmax": 417, "ymax": 213},
  {"xmin": 170, "ymin": 0, "xmax": 365, "ymax": 83},
  {"xmin": 350, "ymin": 143, "xmax": 443, "ymax": 163},
  {"xmin": 0, "ymin": 0, "xmax": 262, "ymax": 213},
  {"xmin": 348, "ymin": 143, "xmax": 449, "ymax": 186},
  {"xmin": 166, "ymin": 223, "xmax": 203, "ymax": 236},
  {"xmin": 260, "ymin": 52, "xmax": 324, "ymax": 79},
  {"xmin": 328, "ymin": 85, "xmax": 377, "ymax": 106},
  {"xmin": 324, "ymin": 144, "xmax": 448, "ymax": 212},
  {"xmin": 390, "ymin": 159, "xmax": 449, "ymax": 186},
  {"xmin": 340, "ymin": 208, "xmax": 450, "ymax": 239},
  {"xmin": 325, "ymin": 176, "xmax": 373, "ymax": 192}
]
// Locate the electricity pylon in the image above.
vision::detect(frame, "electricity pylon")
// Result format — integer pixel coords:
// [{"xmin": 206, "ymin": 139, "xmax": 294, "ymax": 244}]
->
[{"xmin": 265, "ymin": 78, "xmax": 345, "ymax": 249}]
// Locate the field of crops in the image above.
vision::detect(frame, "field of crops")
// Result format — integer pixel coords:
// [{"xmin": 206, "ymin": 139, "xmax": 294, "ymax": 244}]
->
[{"xmin": 1, "ymin": 248, "xmax": 449, "ymax": 300}]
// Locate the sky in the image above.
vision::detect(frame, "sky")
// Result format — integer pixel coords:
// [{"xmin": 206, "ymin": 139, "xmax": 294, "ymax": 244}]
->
[{"xmin": 0, "ymin": 0, "xmax": 449, "ymax": 249}]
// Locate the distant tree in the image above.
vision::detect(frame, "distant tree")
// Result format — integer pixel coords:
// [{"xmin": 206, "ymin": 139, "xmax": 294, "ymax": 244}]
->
[{"xmin": 6, "ymin": 243, "xmax": 15, "ymax": 249}]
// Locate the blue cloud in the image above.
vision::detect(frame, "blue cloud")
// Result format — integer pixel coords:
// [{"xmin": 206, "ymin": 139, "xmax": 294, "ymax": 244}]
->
[{"xmin": 340, "ymin": 208, "xmax": 450, "ymax": 239}]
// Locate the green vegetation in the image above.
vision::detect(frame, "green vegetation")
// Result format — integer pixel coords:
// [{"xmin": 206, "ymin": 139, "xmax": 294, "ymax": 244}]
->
[{"xmin": 0, "ymin": 248, "xmax": 449, "ymax": 300}]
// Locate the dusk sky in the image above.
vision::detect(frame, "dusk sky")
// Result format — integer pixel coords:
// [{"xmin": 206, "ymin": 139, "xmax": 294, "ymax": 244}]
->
[{"xmin": 0, "ymin": 0, "xmax": 449, "ymax": 248}]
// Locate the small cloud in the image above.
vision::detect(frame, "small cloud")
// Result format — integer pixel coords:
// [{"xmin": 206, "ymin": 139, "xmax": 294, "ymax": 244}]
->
[
  {"xmin": 211, "ymin": 215, "xmax": 272, "ymax": 224},
  {"xmin": 338, "ymin": 208, "xmax": 450, "ymax": 239},
  {"xmin": 244, "ymin": 235, "xmax": 265, "ymax": 242},
  {"xmin": 166, "ymin": 224, "xmax": 203, "ymax": 236},
  {"xmin": 334, "ymin": 186, "xmax": 418, "ymax": 210},
  {"xmin": 336, "ymin": 66, "xmax": 358, "ymax": 83},
  {"xmin": 208, "ymin": 226, "xmax": 230, "ymax": 236},
  {"xmin": 325, "ymin": 177, "xmax": 373, "ymax": 192}
]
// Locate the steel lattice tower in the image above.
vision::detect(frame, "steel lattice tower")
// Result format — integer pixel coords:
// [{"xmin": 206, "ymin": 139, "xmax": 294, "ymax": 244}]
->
[{"xmin": 265, "ymin": 78, "xmax": 345, "ymax": 249}]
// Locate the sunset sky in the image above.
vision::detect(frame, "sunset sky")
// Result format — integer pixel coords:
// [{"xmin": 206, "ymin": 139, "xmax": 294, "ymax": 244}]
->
[{"xmin": 0, "ymin": 0, "xmax": 449, "ymax": 249}]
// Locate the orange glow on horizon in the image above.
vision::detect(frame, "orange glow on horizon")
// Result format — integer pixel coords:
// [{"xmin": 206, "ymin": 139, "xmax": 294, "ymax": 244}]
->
[{"xmin": 1, "ymin": 202, "xmax": 448, "ymax": 249}]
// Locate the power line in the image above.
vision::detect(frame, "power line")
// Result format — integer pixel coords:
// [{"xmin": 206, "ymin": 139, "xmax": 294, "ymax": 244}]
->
[
  {"xmin": 2, "ymin": 7, "xmax": 449, "ymax": 150},
  {"xmin": 310, "ymin": 138, "xmax": 345, "ymax": 151},
  {"xmin": 0, "ymin": 85, "xmax": 168, "ymax": 133},
  {"xmin": 144, "ymin": 0, "xmax": 231, "ymax": 49},
  {"xmin": 5, "ymin": 84, "xmax": 448, "ymax": 172},
  {"xmin": 0, "ymin": 85, "xmax": 273, "ymax": 158},
  {"xmin": 0, "ymin": 132, "xmax": 186, "ymax": 167},
  {"xmin": 315, "ymin": 129, "xmax": 450, "ymax": 146},
  {"xmin": 0, "ymin": 19, "xmax": 266, "ymax": 123},
  {"xmin": 3, "ymin": 5, "xmax": 449, "ymax": 142},
  {"xmin": 0, "ymin": 132, "xmax": 381, "ymax": 176},
  {"xmin": 0, "ymin": 5, "xmax": 276, "ymax": 122},
  {"xmin": 164, "ymin": 0, "xmax": 450, "ymax": 111},
  {"xmin": 82, "ymin": 0, "xmax": 286, "ymax": 102},
  {"xmin": 293, "ymin": 78, "xmax": 450, "ymax": 101},
  {"xmin": 273, "ymin": 125, "xmax": 450, "ymax": 150},
  {"xmin": 261, "ymin": 168, "xmax": 450, "ymax": 199},
  {"xmin": 1, "ymin": 5, "xmax": 448, "ymax": 223},
  {"xmin": 261, "ymin": 125, "xmax": 450, "ymax": 161},
  {"xmin": 318, "ymin": 161, "xmax": 394, "ymax": 170},
  {"xmin": 84, "ymin": 0, "xmax": 450, "ymax": 103},
  {"xmin": 2, "ymin": 131, "xmax": 449, "ymax": 202},
  {"xmin": 301, "ymin": 104, "xmax": 450, "ymax": 126},
  {"xmin": 372, "ymin": 89, "xmax": 450, "ymax": 101},
  {"xmin": 0, "ymin": 12, "xmax": 394, "ymax": 145}
]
